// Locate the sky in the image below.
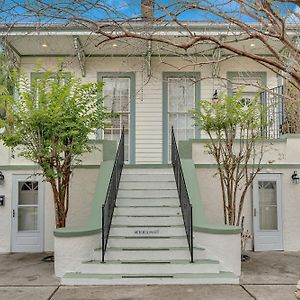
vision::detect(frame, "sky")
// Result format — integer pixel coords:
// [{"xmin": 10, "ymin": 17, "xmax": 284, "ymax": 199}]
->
[{"xmin": 0, "ymin": 0, "xmax": 297, "ymax": 24}]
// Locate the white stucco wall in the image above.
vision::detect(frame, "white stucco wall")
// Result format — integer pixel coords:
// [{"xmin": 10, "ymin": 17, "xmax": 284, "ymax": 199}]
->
[
  {"xmin": 0, "ymin": 143, "xmax": 103, "ymax": 252},
  {"xmin": 192, "ymin": 137, "xmax": 300, "ymax": 251}
]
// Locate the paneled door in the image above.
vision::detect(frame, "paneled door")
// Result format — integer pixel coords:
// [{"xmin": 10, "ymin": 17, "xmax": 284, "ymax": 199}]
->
[
  {"xmin": 11, "ymin": 175, "xmax": 44, "ymax": 252},
  {"xmin": 252, "ymin": 174, "xmax": 283, "ymax": 251}
]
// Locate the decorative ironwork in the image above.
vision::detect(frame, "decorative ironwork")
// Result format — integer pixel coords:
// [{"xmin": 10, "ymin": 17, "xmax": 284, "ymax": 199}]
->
[
  {"xmin": 101, "ymin": 127, "xmax": 125, "ymax": 262},
  {"xmin": 171, "ymin": 126, "xmax": 194, "ymax": 263},
  {"xmin": 260, "ymin": 86, "xmax": 284, "ymax": 139}
]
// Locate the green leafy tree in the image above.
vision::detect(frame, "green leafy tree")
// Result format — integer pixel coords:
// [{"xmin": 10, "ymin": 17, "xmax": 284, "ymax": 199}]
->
[
  {"xmin": 0, "ymin": 69, "xmax": 108, "ymax": 228},
  {"xmin": 0, "ymin": 53, "xmax": 15, "ymax": 118},
  {"xmin": 192, "ymin": 91, "xmax": 267, "ymax": 226}
]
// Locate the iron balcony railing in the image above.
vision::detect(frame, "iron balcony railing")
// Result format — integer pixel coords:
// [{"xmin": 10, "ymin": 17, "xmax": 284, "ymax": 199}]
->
[
  {"xmin": 171, "ymin": 126, "xmax": 194, "ymax": 263},
  {"xmin": 260, "ymin": 85, "xmax": 284, "ymax": 139},
  {"xmin": 101, "ymin": 127, "xmax": 125, "ymax": 262}
]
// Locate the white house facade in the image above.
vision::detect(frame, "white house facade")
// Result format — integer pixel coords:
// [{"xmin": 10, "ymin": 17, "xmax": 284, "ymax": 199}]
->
[{"xmin": 0, "ymin": 23, "xmax": 299, "ymax": 284}]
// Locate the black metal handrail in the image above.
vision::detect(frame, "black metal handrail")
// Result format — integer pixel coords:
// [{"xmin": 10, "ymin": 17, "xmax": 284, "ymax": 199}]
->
[
  {"xmin": 101, "ymin": 127, "xmax": 125, "ymax": 262},
  {"xmin": 260, "ymin": 85, "xmax": 284, "ymax": 139},
  {"xmin": 171, "ymin": 126, "xmax": 194, "ymax": 263}
]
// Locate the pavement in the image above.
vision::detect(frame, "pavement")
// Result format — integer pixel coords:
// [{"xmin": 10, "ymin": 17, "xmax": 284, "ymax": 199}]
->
[{"xmin": 0, "ymin": 251, "xmax": 299, "ymax": 300}]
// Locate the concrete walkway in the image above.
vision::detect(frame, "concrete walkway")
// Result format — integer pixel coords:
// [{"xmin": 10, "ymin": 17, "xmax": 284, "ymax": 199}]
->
[{"xmin": 0, "ymin": 251, "xmax": 299, "ymax": 300}]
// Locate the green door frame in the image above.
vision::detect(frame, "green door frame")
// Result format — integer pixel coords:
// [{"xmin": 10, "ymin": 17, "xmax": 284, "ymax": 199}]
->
[
  {"xmin": 97, "ymin": 72, "xmax": 136, "ymax": 164},
  {"xmin": 162, "ymin": 72, "xmax": 201, "ymax": 164}
]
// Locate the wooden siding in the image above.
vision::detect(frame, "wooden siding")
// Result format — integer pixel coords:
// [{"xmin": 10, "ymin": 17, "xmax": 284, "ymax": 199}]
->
[{"xmin": 21, "ymin": 56, "xmax": 278, "ymax": 163}]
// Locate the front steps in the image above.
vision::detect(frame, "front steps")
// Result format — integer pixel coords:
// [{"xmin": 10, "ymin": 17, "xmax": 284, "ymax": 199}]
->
[{"xmin": 61, "ymin": 166, "xmax": 239, "ymax": 285}]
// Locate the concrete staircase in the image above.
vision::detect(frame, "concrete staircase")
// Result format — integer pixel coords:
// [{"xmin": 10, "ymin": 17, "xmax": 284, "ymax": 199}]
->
[{"xmin": 62, "ymin": 166, "xmax": 239, "ymax": 285}]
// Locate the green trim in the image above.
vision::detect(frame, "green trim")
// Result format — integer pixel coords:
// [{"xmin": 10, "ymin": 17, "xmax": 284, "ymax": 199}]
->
[
  {"xmin": 102, "ymin": 140, "xmax": 117, "ymax": 161},
  {"xmin": 194, "ymin": 225, "xmax": 241, "ymax": 234},
  {"xmin": 162, "ymin": 72, "xmax": 201, "ymax": 164},
  {"xmin": 227, "ymin": 72, "xmax": 267, "ymax": 97},
  {"xmin": 194, "ymin": 163, "xmax": 300, "ymax": 169},
  {"xmin": 97, "ymin": 72, "xmax": 136, "ymax": 164},
  {"xmin": 0, "ymin": 165, "xmax": 41, "ymax": 170},
  {"xmin": 178, "ymin": 141, "xmax": 192, "ymax": 159},
  {"xmin": 190, "ymin": 138, "xmax": 287, "ymax": 143},
  {"xmin": 180, "ymin": 159, "xmax": 205, "ymax": 223},
  {"xmin": 180, "ymin": 158, "xmax": 241, "ymax": 234},
  {"xmin": 124, "ymin": 164, "xmax": 171, "ymax": 168},
  {"xmin": 54, "ymin": 159, "xmax": 115, "ymax": 237},
  {"xmin": 281, "ymin": 133, "xmax": 300, "ymax": 139}
]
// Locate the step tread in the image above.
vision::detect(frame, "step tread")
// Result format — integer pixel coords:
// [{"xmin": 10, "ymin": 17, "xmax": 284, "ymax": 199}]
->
[
  {"xmin": 109, "ymin": 236, "xmax": 187, "ymax": 239},
  {"xmin": 95, "ymin": 247, "xmax": 204, "ymax": 251},
  {"xmin": 111, "ymin": 224, "xmax": 184, "ymax": 228},
  {"xmin": 63, "ymin": 271, "xmax": 237, "ymax": 280},
  {"xmin": 84, "ymin": 259, "xmax": 219, "ymax": 265},
  {"xmin": 113, "ymin": 215, "xmax": 182, "ymax": 218},
  {"xmin": 117, "ymin": 197, "xmax": 179, "ymax": 200},
  {"xmin": 115, "ymin": 205, "xmax": 180, "ymax": 208}
]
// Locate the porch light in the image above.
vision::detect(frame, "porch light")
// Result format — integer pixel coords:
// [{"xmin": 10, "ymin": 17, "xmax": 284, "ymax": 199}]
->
[
  {"xmin": 212, "ymin": 89, "xmax": 218, "ymax": 100},
  {"xmin": 42, "ymin": 43, "xmax": 48, "ymax": 48},
  {"xmin": 112, "ymin": 43, "xmax": 118, "ymax": 47},
  {"xmin": 291, "ymin": 171, "xmax": 300, "ymax": 184},
  {"xmin": 250, "ymin": 43, "xmax": 255, "ymax": 47},
  {"xmin": 0, "ymin": 171, "xmax": 4, "ymax": 185}
]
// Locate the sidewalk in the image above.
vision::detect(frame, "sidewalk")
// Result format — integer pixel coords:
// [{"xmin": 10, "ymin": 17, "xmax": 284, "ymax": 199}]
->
[{"xmin": 0, "ymin": 251, "xmax": 299, "ymax": 300}]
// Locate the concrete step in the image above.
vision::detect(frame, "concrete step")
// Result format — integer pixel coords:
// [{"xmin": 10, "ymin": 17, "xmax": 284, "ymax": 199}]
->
[
  {"xmin": 79, "ymin": 259, "xmax": 220, "ymax": 275},
  {"xmin": 119, "ymin": 181, "xmax": 176, "ymax": 190},
  {"xmin": 118, "ymin": 189, "xmax": 178, "ymax": 198},
  {"xmin": 109, "ymin": 225, "xmax": 186, "ymax": 237},
  {"xmin": 116, "ymin": 198, "xmax": 179, "ymax": 207},
  {"xmin": 107, "ymin": 237, "xmax": 189, "ymax": 248},
  {"xmin": 111, "ymin": 216, "xmax": 183, "ymax": 226},
  {"xmin": 114, "ymin": 206, "xmax": 181, "ymax": 216},
  {"xmin": 62, "ymin": 271, "xmax": 239, "ymax": 285},
  {"xmin": 121, "ymin": 174, "xmax": 175, "ymax": 182},
  {"xmin": 93, "ymin": 247, "xmax": 205, "ymax": 261},
  {"xmin": 122, "ymin": 168, "xmax": 173, "ymax": 175}
]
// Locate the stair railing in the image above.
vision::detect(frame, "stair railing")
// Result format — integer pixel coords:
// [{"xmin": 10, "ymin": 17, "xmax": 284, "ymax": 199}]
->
[
  {"xmin": 101, "ymin": 127, "xmax": 125, "ymax": 262},
  {"xmin": 171, "ymin": 126, "xmax": 194, "ymax": 263}
]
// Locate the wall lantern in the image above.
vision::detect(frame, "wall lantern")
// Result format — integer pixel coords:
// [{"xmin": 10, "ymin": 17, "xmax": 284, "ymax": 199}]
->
[
  {"xmin": 0, "ymin": 171, "xmax": 4, "ymax": 185},
  {"xmin": 212, "ymin": 89, "xmax": 218, "ymax": 100},
  {"xmin": 291, "ymin": 171, "xmax": 300, "ymax": 184}
]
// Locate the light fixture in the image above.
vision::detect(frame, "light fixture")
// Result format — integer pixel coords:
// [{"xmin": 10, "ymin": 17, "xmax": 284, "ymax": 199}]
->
[
  {"xmin": 112, "ymin": 43, "xmax": 118, "ymax": 47},
  {"xmin": 291, "ymin": 170, "xmax": 300, "ymax": 184},
  {"xmin": 212, "ymin": 89, "xmax": 218, "ymax": 100},
  {"xmin": 42, "ymin": 43, "xmax": 48, "ymax": 48},
  {"xmin": 250, "ymin": 43, "xmax": 255, "ymax": 47},
  {"xmin": 0, "ymin": 171, "xmax": 4, "ymax": 185}
]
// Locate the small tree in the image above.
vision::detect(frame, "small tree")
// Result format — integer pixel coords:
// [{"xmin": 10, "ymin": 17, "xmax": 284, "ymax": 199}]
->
[
  {"xmin": 192, "ymin": 91, "xmax": 266, "ymax": 226},
  {"xmin": 0, "ymin": 69, "xmax": 108, "ymax": 228}
]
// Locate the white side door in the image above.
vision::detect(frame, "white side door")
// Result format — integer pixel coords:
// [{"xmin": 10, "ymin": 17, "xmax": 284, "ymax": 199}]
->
[
  {"xmin": 252, "ymin": 174, "xmax": 283, "ymax": 251},
  {"xmin": 11, "ymin": 175, "xmax": 44, "ymax": 252}
]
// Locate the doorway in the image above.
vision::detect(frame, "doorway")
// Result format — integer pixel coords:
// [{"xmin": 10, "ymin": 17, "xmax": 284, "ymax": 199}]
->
[
  {"xmin": 252, "ymin": 174, "xmax": 283, "ymax": 251},
  {"xmin": 11, "ymin": 175, "xmax": 44, "ymax": 252}
]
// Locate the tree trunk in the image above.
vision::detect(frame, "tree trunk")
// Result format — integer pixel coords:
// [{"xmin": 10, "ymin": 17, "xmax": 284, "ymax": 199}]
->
[{"xmin": 50, "ymin": 179, "xmax": 67, "ymax": 228}]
